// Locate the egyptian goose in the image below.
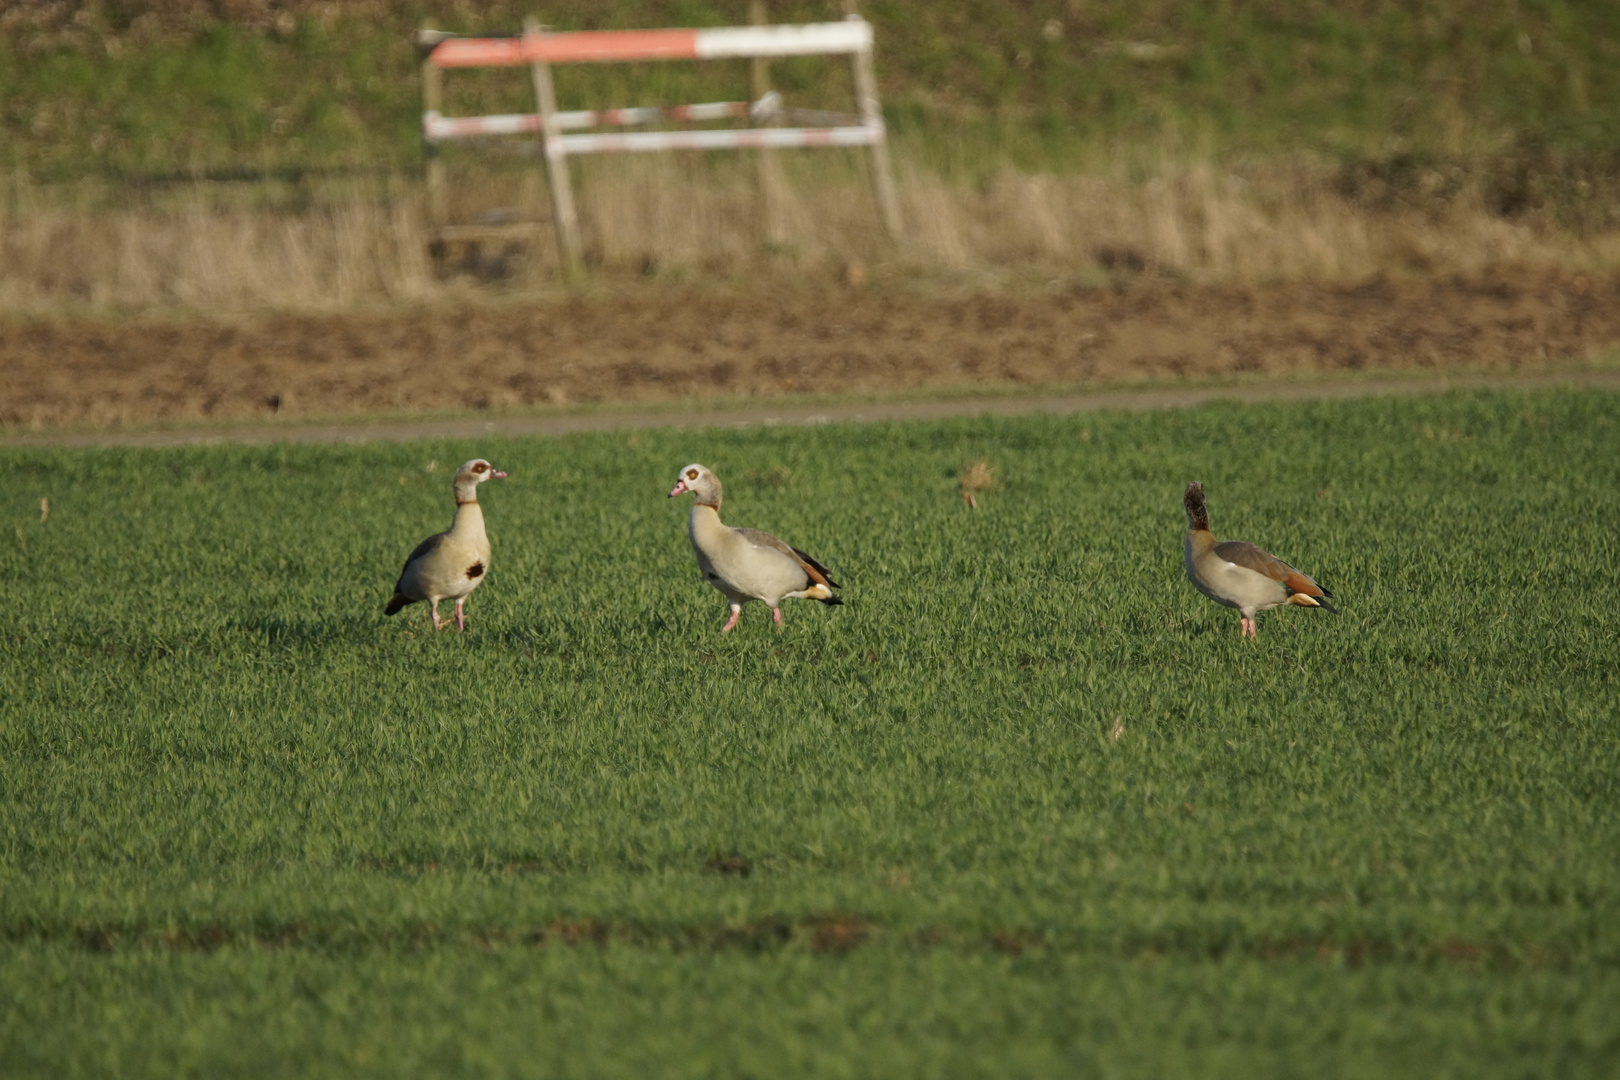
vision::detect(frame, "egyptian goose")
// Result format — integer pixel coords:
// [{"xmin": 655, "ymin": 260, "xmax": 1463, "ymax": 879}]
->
[
  {"xmin": 384, "ymin": 458, "xmax": 507, "ymax": 631},
  {"xmin": 1182, "ymin": 481, "xmax": 1336, "ymax": 639},
  {"xmin": 668, "ymin": 463, "xmax": 842, "ymax": 632}
]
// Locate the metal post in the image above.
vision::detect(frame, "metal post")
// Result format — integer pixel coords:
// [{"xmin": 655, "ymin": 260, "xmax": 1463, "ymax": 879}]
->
[
  {"xmin": 749, "ymin": 0, "xmax": 785, "ymax": 247},
  {"xmin": 850, "ymin": 37, "xmax": 903, "ymax": 242},
  {"xmin": 421, "ymin": 24, "xmax": 446, "ymax": 228},
  {"xmin": 525, "ymin": 17, "xmax": 583, "ymax": 276}
]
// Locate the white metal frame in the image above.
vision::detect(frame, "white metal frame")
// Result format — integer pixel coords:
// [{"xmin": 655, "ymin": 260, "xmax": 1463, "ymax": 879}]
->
[{"xmin": 419, "ymin": 14, "xmax": 902, "ymax": 271}]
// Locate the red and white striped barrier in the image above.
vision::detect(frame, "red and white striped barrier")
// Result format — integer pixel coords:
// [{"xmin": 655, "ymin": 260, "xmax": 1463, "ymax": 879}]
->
[
  {"xmin": 426, "ymin": 21, "xmax": 872, "ymax": 68},
  {"xmin": 425, "ymin": 100, "xmax": 760, "ymax": 140},
  {"xmin": 427, "ymin": 110, "xmax": 880, "ymax": 153},
  {"xmin": 419, "ymin": 15, "xmax": 901, "ymax": 267},
  {"xmin": 553, "ymin": 123, "xmax": 882, "ymax": 155},
  {"xmin": 424, "ymin": 99, "xmax": 879, "ymax": 155}
]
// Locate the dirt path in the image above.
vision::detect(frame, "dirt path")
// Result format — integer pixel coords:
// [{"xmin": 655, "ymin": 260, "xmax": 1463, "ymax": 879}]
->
[
  {"xmin": 6, "ymin": 369, "xmax": 1617, "ymax": 449},
  {"xmin": 3, "ymin": 267, "xmax": 1617, "ymax": 443}
]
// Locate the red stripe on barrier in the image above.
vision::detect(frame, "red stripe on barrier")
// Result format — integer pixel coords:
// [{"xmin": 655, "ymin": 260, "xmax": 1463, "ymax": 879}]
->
[
  {"xmin": 430, "ymin": 38, "xmax": 527, "ymax": 68},
  {"xmin": 432, "ymin": 29, "xmax": 701, "ymax": 67},
  {"xmin": 532, "ymin": 29, "xmax": 700, "ymax": 62}
]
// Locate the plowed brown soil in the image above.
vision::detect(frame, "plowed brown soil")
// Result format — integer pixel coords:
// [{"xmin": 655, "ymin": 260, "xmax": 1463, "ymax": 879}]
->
[{"xmin": 3, "ymin": 268, "xmax": 1617, "ymax": 429}]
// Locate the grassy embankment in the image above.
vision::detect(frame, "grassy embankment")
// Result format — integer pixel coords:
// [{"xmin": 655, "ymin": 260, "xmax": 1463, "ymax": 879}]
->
[
  {"xmin": 2, "ymin": 1, "xmax": 1619, "ymax": 312},
  {"xmin": 1, "ymin": 388, "xmax": 1617, "ymax": 1074}
]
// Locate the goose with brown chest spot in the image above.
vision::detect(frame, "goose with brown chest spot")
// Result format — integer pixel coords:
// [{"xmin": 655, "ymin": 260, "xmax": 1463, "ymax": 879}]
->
[
  {"xmin": 668, "ymin": 463, "xmax": 843, "ymax": 632},
  {"xmin": 1182, "ymin": 481, "xmax": 1337, "ymax": 639},
  {"xmin": 385, "ymin": 458, "xmax": 507, "ymax": 631}
]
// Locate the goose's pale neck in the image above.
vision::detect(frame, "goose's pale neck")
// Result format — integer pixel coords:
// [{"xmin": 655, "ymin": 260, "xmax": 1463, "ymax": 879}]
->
[
  {"xmin": 450, "ymin": 500, "xmax": 486, "ymax": 539},
  {"xmin": 688, "ymin": 502, "xmax": 727, "ymax": 546}
]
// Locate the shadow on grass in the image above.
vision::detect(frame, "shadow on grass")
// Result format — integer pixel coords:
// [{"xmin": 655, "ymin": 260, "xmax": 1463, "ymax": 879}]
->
[
  {"xmin": 490, "ymin": 610, "xmax": 685, "ymax": 654},
  {"xmin": 10, "ymin": 915, "xmax": 1565, "ymax": 970},
  {"xmin": 231, "ymin": 613, "xmax": 383, "ymax": 648}
]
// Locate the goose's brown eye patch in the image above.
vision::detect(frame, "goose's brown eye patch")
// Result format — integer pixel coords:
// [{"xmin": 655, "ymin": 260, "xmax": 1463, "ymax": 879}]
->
[
  {"xmin": 474, "ymin": 463, "xmax": 487, "ymax": 473},
  {"xmin": 686, "ymin": 469, "xmax": 698, "ymax": 480}
]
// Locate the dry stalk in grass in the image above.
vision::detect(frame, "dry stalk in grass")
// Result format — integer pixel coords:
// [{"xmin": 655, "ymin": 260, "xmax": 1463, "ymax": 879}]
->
[{"xmin": 960, "ymin": 459, "xmax": 994, "ymax": 509}]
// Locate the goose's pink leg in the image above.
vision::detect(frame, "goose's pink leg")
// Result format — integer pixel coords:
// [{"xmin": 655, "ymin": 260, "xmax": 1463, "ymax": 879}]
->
[
  {"xmin": 1240, "ymin": 617, "xmax": 1257, "ymax": 640},
  {"xmin": 430, "ymin": 600, "xmax": 446, "ymax": 631},
  {"xmin": 772, "ymin": 607, "xmax": 784, "ymax": 629},
  {"xmin": 720, "ymin": 604, "xmax": 742, "ymax": 633},
  {"xmin": 454, "ymin": 598, "xmax": 467, "ymax": 632}
]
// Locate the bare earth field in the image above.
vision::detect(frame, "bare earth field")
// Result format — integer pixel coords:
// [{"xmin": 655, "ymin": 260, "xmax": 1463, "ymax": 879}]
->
[{"xmin": 3, "ymin": 268, "xmax": 1617, "ymax": 430}]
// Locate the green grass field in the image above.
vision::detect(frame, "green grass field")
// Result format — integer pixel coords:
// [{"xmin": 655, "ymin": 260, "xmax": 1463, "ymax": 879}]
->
[{"xmin": 2, "ymin": 388, "xmax": 1618, "ymax": 1077}]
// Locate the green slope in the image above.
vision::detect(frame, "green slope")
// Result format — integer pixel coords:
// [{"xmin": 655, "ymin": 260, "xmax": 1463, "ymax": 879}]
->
[{"xmin": 3, "ymin": 1, "xmax": 1619, "ymax": 180}]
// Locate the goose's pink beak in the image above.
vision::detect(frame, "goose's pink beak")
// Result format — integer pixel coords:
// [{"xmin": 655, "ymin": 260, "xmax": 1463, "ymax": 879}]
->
[
  {"xmin": 490, "ymin": 469, "xmax": 508, "ymax": 479},
  {"xmin": 668, "ymin": 480, "xmax": 689, "ymax": 498}
]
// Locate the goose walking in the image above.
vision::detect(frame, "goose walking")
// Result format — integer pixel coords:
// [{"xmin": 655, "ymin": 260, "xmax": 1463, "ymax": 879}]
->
[
  {"xmin": 668, "ymin": 463, "xmax": 842, "ymax": 632},
  {"xmin": 385, "ymin": 458, "xmax": 507, "ymax": 631},
  {"xmin": 1182, "ymin": 481, "xmax": 1336, "ymax": 639}
]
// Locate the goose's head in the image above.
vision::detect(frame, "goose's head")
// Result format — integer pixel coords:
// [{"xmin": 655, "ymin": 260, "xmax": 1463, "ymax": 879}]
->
[
  {"xmin": 1183, "ymin": 481, "xmax": 1210, "ymax": 532},
  {"xmin": 668, "ymin": 463, "xmax": 722, "ymax": 508},
  {"xmin": 454, "ymin": 458, "xmax": 507, "ymax": 502}
]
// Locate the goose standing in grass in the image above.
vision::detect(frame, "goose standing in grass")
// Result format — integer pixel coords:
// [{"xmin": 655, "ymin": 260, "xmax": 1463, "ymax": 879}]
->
[
  {"xmin": 385, "ymin": 458, "xmax": 507, "ymax": 631},
  {"xmin": 1182, "ymin": 481, "xmax": 1336, "ymax": 639},
  {"xmin": 668, "ymin": 463, "xmax": 842, "ymax": 632}
]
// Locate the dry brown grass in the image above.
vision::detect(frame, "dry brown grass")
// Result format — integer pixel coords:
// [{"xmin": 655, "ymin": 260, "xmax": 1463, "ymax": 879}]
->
[
  {"xmin": 959, "ymin": 459, "xmax": 994, "ymax": 509},
  {"xmin": 3, "ymin": 149, "xmax": 1619, "ymax": 318},
  {"xmin": 0, "ymin": 174, "xmax": 438, "ymax": 314},
  {"xmin": 900, "ymin": 153, "xmax": 1620, "ymax": 284}
]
